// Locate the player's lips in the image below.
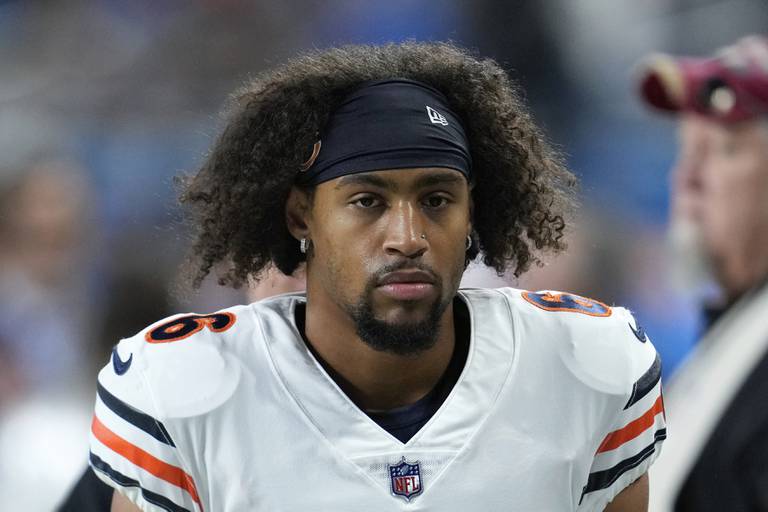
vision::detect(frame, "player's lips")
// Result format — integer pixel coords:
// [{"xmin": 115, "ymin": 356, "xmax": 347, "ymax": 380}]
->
[{"xmin": 376, "ymin": 270, "xmax": 436, "ymax": 301}]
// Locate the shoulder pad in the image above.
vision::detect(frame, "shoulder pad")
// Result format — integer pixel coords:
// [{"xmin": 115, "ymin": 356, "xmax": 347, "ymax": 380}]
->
[
  {"xmin": 98, "ymin": 306, "xmax": 250, "ymax": 419},
  {"xmin": 507, "ymin": 288, "xmax": 658, "ymax": 395}
]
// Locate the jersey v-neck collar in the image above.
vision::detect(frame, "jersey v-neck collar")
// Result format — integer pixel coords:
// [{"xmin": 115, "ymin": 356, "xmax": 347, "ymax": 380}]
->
[
  {"xmin": 255, "ymin": 289, "xmax": 518, "ymax": 459},
  {"xmin": 365, "ymin": 323, "xmax": 469, "ymax": 443},
  {"xmin": 293, "ymin": 298, "xmax": 471, "ymax": 444}
]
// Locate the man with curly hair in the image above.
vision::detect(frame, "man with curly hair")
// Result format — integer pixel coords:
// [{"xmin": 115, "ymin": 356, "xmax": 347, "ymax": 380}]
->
[{"xmin": 89, "ymin": 43, "xmax": 664, "ymax": 511}]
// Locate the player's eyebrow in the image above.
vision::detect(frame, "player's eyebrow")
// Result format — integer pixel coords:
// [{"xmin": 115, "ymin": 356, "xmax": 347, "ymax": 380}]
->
[
  {"xmin": 334, "ymin": 174, "xmax": 396, "ymax": 191},
  {"xmin": 413, "ymin": 171, "xmax": 466, "ymax": 189}
]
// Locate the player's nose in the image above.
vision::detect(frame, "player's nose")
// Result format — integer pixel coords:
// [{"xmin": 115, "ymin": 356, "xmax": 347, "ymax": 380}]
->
[{"xmin": 382, "ymin": 200, "xmax": 428, "ymax": 258}]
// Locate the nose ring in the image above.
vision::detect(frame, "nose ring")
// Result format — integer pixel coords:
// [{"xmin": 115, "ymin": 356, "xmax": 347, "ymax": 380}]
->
[{"xmin": 420, "ymin": 233, "xmax": 427, "ymax": 240}]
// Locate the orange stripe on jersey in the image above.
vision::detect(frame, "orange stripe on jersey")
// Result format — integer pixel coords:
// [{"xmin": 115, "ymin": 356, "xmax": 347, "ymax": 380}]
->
[
  {"xmin": 91, "ymin": 415, "xmax": 203, "ymax": 510},
  {"xmin": 597, "ymin": 395, "xmax": 665, "ymax": 454}
]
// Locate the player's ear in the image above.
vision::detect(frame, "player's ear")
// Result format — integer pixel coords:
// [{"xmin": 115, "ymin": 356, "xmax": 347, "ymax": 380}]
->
[
  {"xmin": 467, "ymin": 181, "xmax": 475, "ymax": 235},
  {"xmin": 285, "ymin": 186, "xmax": 312, "ymax": 241}
]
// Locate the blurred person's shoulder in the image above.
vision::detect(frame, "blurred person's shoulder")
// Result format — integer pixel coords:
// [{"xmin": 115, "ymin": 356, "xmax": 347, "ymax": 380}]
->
[
  {"xmin": 97, "ymin": 292, "xmax": 307, "ymax": 418},
  {"xmin": 463, "ymin": 286, "xmax": 660, "ymax": 394}
]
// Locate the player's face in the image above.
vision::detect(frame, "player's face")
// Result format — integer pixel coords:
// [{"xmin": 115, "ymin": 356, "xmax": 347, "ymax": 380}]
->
[
  {"xmin": 671, "ymin": 115, "xmax": 768, "ymax": 297},
  {"xmin": 305, "ymin": 167, "xmax": 472, "ymax": 354}
]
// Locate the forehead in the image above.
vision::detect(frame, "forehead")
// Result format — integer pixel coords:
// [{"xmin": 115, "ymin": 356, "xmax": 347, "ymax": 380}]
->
[
  {"xmin": 679, "ymin": 114, "xmax": 768, "ymax": 143},
  {"xmin": 679, "ymin": 114, "xmax": 722, "ymax": 139},
  {"xmin": 329, "ymin": 167, "xmax": 468, "ymax": 192}
]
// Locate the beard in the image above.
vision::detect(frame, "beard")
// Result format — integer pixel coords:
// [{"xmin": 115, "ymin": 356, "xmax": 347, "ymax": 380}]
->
[
  {"xmin": 344, "ymin": 264, "xmax": 452, "ymax": 357},
  {"xmin": 667, "ymin": 216, "xmax": 716, "ymax": 293}
]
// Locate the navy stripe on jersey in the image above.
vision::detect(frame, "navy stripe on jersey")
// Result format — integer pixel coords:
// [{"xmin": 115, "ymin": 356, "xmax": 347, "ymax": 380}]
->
[
  {"xmin": 624, "ymin": 353, "xmax": 662, "ymax": 410},
  {"xmin": 580, "ymin": 428, "xmax": 667, "ymax": 501},
  {"xmin": 90, "ymin": 452, "xmax": 190, "ymax": 512},
  {"xmin": 97, "ymin": 382, "xmax": 175, "ymax": 447}
]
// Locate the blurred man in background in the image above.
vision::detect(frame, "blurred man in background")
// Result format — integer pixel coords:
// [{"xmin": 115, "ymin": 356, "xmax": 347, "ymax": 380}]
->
[
  {"xmin": 638, "ymin": 35, "xmax": 768, "ymax": 511},
  {"xmin": 0, "ymin": 160, "xmax": 100, "ymax": 510},
  {"xmin": 0, "ymin": 161, "xmax": 94, "ymax": 398}
]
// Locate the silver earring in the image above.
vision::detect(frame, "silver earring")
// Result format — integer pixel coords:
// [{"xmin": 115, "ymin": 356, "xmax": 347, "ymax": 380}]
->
[
  {"xmin": 300, "ymin": 238, "xmax": 309, "ymax": 254},
  {"xmin": 466, "ymin": 235, "xmax": 472, "ymax": 250}
]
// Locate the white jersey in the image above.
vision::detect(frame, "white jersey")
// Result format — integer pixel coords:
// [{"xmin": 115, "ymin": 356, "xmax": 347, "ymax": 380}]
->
[{"xmin": 89, "ymin": 287, "xmax": 665, "ymax": 512}]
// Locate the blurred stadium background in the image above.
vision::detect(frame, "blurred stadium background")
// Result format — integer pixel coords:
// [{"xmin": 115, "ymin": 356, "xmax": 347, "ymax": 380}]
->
[{"xmin": 0, "ymin": 0, "xmax": 766, "ymax": 508}]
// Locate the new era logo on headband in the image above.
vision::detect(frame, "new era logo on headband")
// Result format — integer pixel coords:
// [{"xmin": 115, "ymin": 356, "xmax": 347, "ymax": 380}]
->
[{"xmin": 426, "ymin": 106, "xmax": 448, "ymax": 126}]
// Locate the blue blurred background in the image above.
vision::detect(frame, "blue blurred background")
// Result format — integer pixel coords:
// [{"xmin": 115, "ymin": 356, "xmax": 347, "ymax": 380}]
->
[{"xmin": 0, "ymin": 0, "xmax": 766, "ymax": 508}]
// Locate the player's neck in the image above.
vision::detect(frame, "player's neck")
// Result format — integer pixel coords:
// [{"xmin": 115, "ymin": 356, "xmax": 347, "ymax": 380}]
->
[{"xmin": 302, "ymin": 296, "xmax": 456, "ymax": 412}]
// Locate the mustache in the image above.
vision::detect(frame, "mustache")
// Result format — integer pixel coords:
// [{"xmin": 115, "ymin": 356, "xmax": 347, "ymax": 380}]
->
[{"xmin": 370, "ymin": 261, "xmax": 440, "ymax": 286}]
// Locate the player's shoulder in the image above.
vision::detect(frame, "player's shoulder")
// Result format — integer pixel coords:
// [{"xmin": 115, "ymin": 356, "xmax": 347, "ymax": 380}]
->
[
  {"xmin": 98, "ymin": 294, "xmax": 305, "ymax": 418},
  {"xmin": 478, "ymin": 287, "xmax": 659, "ymax": 395}
]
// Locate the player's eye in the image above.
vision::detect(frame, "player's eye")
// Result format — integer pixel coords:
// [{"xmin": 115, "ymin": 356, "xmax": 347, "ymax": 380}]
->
[
  {"xmin": 351, "ymin": 195, "xmax": 381, "ymax": 208},
  {"xmin": 424, "ymin": 195, "xmax": 450, "ymax": 209}
]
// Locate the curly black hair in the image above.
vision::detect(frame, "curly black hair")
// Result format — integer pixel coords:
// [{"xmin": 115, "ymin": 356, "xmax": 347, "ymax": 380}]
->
[{"xmin": 180, "ymin": 42, "xmax": 577, "ymax": 288}]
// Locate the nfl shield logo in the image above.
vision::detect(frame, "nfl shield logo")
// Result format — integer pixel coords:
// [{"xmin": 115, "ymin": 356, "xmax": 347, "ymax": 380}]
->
[{"xmin": 389, "ymin": 457, "xmax": 423, "ymax": 501}]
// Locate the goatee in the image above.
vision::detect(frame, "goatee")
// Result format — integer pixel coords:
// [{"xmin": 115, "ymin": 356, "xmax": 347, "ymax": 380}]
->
[{"xmin": 346, "ymin": 264, "xmax": 451, "ymax": 356}]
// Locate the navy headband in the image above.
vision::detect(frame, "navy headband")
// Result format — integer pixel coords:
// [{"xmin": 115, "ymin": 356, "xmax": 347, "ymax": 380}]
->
[{"xmin": 297, "ymin": 78, "xmax": 472, "ymax": 185}]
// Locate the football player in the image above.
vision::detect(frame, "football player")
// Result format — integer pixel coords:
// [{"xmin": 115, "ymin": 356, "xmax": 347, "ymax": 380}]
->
[{"xmin": 92, "ymin": 42, "xmax": 665, "ymax": 511}]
